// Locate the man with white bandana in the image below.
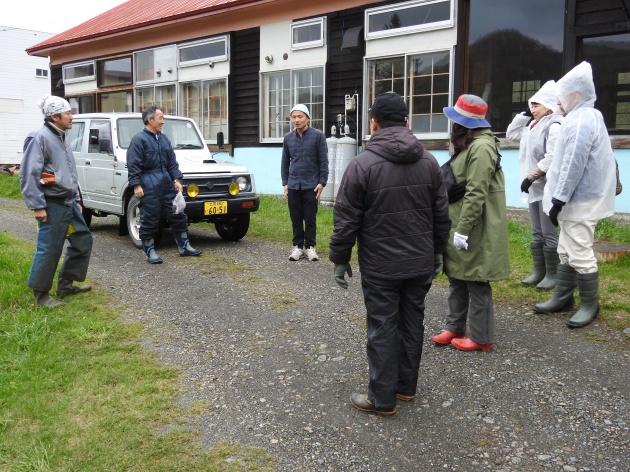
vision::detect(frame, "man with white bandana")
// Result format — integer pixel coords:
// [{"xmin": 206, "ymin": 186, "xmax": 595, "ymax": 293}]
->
[
  {"xmin": 20, "ymin": 96, "xmax": 93, "ymax": 307},
  {"xmin": 535, "ymin": 62, "xmax": 616, "ymax": 328}
]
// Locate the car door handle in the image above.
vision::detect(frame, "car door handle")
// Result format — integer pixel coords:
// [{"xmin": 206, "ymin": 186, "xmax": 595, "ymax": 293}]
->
[
  {"xmin": 115, "ymin": 172, "xmax": 122, "ymax": 176},
  {"xmin": 85, "ymin": 160, "xmax": 91, "ymax": 165}
]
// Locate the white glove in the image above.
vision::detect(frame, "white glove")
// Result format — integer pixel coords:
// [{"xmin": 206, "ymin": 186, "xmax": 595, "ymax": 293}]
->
[{"xmin": 453, "ymin": 232, "xmax": 469, "ymax": 250}]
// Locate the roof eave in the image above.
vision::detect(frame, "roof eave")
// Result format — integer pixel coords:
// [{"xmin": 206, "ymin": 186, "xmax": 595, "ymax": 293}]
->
[{"xmin": 27, "ymin": 0, "xmax": 268, "ymax": 57}]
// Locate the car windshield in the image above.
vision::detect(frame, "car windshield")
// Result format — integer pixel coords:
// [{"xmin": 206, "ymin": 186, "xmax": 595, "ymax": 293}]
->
[{"xmin": 117, "ymin": 117, "xmax": 205, "ymax": 149}]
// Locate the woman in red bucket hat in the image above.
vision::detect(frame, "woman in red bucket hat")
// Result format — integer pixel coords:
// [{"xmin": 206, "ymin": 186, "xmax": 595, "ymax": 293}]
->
[{"xmin": 431, "ymin": 95, "xmax": 509, "ymax": 352}]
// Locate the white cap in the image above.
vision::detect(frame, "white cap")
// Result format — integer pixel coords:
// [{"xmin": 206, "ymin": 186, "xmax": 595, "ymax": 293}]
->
[
  {"xmin": 37, "ymin": 95, "xmax": 71, "ymax": 117},
  {"xmin": 290, "ymin": 104, "xmax": 310, "ymax": 118}
]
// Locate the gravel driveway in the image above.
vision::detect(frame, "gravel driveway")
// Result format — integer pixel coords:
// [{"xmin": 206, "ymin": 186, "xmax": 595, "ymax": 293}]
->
[{"xmin": 1, "ymin": 198, "xmax": 628, "ymax": 472}]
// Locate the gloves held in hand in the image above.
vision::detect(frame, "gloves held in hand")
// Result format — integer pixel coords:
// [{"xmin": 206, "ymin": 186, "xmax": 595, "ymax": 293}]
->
[
  {"xmin": 334, "ymin": 263, "xmax": 353, "ymax": 289},
  {"xmin": 453, "ymin": 232, "xmax": 469, "ymax": 250}
]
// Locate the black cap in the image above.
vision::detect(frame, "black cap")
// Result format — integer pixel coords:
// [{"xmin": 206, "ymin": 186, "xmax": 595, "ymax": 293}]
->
[{"xmin": 369, "ymin": 92, "xmax": 408, "ymax": 122}]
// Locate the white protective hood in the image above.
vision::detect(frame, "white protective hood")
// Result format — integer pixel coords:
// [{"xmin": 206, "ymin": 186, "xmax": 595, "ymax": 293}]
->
[
  {"xmin": 543, "ymin": 61, "xmax": 616, "ymax": 221},
  {"xmin": 556, "ymin": 61, "xmax": 596, "ymax": 114},
  {"xmin": 528, "ymin": 80, "xmax": 560, "ymax": 115}
]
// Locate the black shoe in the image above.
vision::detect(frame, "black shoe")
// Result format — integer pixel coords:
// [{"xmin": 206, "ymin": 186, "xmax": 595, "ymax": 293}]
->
[{"xmin": 349, "ymin": 393, "xmax": 396, "ymax": 415}]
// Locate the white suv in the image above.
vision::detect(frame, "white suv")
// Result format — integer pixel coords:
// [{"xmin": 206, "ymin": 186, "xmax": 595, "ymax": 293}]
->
[{"xmin": 67, "ymin": 113, "xmax": 259, "ymax": 247}]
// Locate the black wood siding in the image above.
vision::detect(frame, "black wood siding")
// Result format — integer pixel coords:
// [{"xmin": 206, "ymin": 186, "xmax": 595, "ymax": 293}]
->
[{"xmin": 230, "ymin": 28, "xmax": 262, "ymax": 148}]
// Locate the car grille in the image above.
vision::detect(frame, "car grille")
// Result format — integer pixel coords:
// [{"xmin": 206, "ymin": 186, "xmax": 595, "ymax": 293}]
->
[{"xmin": 183, "ymin": 177, "xmax": 235, "ymax": 194}]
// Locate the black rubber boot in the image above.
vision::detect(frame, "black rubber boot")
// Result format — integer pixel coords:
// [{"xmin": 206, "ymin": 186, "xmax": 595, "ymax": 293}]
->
[
  {"xmin": 142, "ymin": 239, "xmax": 163, "ymax": 264},
  {"xmin": 534, "ymin": 263, "xmax": 576, "ymax": 314},
  {"xmin": 521, "ymin": 241, "xmax": 545, "ymax": 286},
  {"xmin": 174, "ymin": 232, "xmax": 203, "ymax": 257},
  {"xmin": 56, "ymin": 278, "xmax": 92, "ymax": 296},
  {"xmin": 34, "ymin": 290, "xmax": 67, "ymax": 308},
  {"xmin": 567, "ymin": 271, "xmax": 600, "ymax": 329},
  {"xmin": 536, "ymin": 246, "xmax": 560, "ymax": 291}
]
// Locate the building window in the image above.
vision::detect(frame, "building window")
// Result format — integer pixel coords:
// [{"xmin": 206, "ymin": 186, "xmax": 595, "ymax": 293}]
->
[
  {"xmin": 366, "ymin": 50, "xmax": 451, "ymax": 137},
  {"xmin": 63, "ymin": 61, "xmax": 96, "ymax": 84},
  {"xmin": 261, "ymin": 67, "xmax": 324, "ymax": 142},
  {"xmin": 583, "ymin": 32, "xmax": 630, "ymax": 133},
  {"xmin": 68, "ymin": 95, "xmax": 95, "ymax": 114},
  {"xmin": 98, "ymin": 57, "xmax": 132, "ymax": 87},
  {"xmin": 179, "ymin": 37, "xmax": 229, "ymax": 66},
  {"xmin": 366, "ymin": 0, "xmax": 453, "ymax": 39},
  {"xmin": 99, "ymin": 91, "xmax": 132, "ymax": 113},
  {"xmin": 181, "ymin": 79, "xmax": 228, "ymax": 142},
  {"xmin": 135, "ymin": 50, "xmax": 154, "ymax": 82},
  {"xmin": 35, "ymin": 68, "xmax": 48, "ymax": 78},
  {"xmin": 135, "ymin": 85, "xmax": 177, "ymax": 114},
  {"xmin": 291, "ymin": 18, "xmax": 325, "ymax": 50},
  {"xmin": 467, "ymin": 0, "xmax": 564, "ymax": 133}
]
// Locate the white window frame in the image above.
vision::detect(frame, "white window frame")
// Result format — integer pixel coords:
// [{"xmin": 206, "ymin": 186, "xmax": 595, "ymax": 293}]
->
[
  {"xmin": 178, "ymin": 36, "xmax": 229, "ymax": 67},
  {"xmin": 180, "ymin": 77, "xmax": 229, "ymax": 143},
  {"xmin": 134, "ymin": 83, "xmax": 178, "ymax": 115},
  {"xmin": 364, "ymin": 48, "xmax": 453, "ymax": 140},
  {"xmin": 365, "ymin": 0, "xmax": 453, "ymax": 40},
  {"xmin": 291, "ymin": 17, "xmax": 326, "ymax": 50},
  {"xmin": 62, "ymin": 61, "xmax": 96, "ymax": 84},
  {"xmin": 35, "ymin": 68, "xmax": 48, "ymax": 78},
  {"xmin": 260, "ymin": 66, "xmax": 325, "ymax": 143}
]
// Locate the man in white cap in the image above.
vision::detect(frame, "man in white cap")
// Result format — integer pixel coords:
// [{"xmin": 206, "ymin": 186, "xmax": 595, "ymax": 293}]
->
[
  {"xmin": 280, "ymin": 104, "xmax": 328, "ymax": 261},
  {"xmin": 20, "ymin": 96, "xmax": 93, "ymax": 307}
]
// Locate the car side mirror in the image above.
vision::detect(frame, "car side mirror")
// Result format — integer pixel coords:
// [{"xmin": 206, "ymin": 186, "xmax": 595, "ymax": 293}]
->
[{"xmin": 216, "ymin": 132, "xmax": 224, "ymax": 149}]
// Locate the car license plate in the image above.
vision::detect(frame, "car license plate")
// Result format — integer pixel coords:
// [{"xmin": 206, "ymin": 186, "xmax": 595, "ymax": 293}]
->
[{"xmin": 204, "ymin": 201, "xmax": 228, "ymax": 215}]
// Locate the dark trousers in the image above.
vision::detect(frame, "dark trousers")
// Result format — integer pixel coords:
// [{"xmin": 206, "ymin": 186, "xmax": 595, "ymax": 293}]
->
[
  {"xmin": 445, "ymin": 277, "xmax": 495, "ymax": 344},
  {"xmin": 287, "ymin": 187, "xmax": 318, "ymax": 248},
  {"xmin": 361, "ymin": 273, "xmax": 431, "ymax": 410},
  {"xmin": 139, "ymin": 171, "xmax": 188, "ymax": 241},
  {"xmin": 27, "ymin": 201, "xmax": 93, "ymax": 292}
]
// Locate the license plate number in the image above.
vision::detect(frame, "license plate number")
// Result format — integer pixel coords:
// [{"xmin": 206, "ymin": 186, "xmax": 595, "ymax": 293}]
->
[{"xmin": 204, "ymin": 201, "xmax": 228, "ymax": 215}]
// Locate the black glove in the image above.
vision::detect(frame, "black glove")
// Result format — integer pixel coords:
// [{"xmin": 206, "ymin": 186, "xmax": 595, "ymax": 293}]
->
[
  {"xmin": 433, "ymin": 254, "xmax": 444, "ymax": 279},
  {"xmin": 520, "ymin": 178, "xmax": 533, "ymax": 193},
  {"xmin": 334, "ymin": 263, "xmax": 353, "ymax": 289},
  {"xmin": 523, "ymin": 108, "xmax": 533, "ymax": 117},
  {"xmin": 548, "ymin": 204, "xmax": 562, "ymax": 227}
]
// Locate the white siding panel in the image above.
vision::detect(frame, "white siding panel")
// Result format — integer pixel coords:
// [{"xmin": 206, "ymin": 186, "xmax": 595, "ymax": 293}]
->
[{"xmin": 0, "ymin": 28, "xmax": 54, "ymax": 164}]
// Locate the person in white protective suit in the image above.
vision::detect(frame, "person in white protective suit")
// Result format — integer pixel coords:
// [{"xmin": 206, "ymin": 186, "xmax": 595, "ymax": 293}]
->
[
  {"xmin": 506, "ymin": 81, "xmax": 563, "ymax": 291},
  {"xmin": 534, "ymin": 61, "xmax": 616, "ymax": 328}
]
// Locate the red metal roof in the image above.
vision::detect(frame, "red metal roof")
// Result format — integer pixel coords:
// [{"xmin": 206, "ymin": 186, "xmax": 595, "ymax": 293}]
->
[{"xmin": 28, "ymin": 0, "xmax": 255, "ymax": 52}]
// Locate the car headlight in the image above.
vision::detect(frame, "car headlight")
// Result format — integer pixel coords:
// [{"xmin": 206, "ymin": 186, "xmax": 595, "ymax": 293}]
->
[
  {"xmin": 228, "ymin": 183, "xmax": 240, "ymax": 196},
  {"xmin": 186, "ymin": 184, "xmax": 199, "ymax": 198},
  {"xmin": 236, "ymin": 176, "xmax": 248, "ymax": 191}
]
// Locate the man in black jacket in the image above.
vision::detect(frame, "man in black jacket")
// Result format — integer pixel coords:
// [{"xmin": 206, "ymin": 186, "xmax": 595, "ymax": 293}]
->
[{"xmin": 329, "ymin": 92, "xmax": 451, "ymax": 415}]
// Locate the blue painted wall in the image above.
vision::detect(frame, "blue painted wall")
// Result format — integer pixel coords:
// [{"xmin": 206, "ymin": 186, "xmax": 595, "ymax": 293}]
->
[{"xmin": 221, "ymin": 146, "xmax": 630, "ymax": 214}]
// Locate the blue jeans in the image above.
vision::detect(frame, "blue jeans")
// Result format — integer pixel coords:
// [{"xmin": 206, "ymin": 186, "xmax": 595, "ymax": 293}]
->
[{"xmin": 27, "ymin": 201, "xmax": 93, "ymax": 292}]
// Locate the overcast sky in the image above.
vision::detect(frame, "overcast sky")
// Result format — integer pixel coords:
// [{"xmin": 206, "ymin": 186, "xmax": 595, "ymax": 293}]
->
[{"xmin": 1, "ymin": 0, "xmax": 129, "ymax": 34}]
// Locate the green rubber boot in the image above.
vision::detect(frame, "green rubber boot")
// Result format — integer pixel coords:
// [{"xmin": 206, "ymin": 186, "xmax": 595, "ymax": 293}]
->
[
  {"xmin": 522, "ymin": 241, "xmax": 545, "ymax": 286},
  {"xmin": 536, "ymin": 246, "xmax": 560, "ymax": 291},
  {"xmin": 534, "ymin": 263, "xmax": 576, "ymax": 314},
  {"xmin": 567, "ymin": 271, "xmax": 600, "ymax": 329}
]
